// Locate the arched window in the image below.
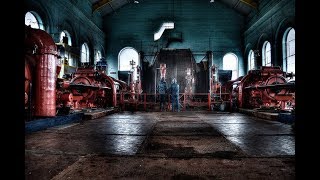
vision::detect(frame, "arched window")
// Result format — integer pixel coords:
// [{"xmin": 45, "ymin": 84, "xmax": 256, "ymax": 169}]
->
[
  {"xmin": 25, "ymin": 11, "xmax": 44, "ymax": 30},
  {"xmin": 223, "ymin": 53, "xmax": 238, "ymax": 80},
  {"xmin": 60, "ymin": 30, "xmax": 72, "ymax": 46},
  {"xmin": 81, "ymin": 43, "xmax": 90, "ymax": 63},
  {"xmin": 262, "ymin": 41, "xmax": 271, "ymax": 66},
  {"xmin": 118, "ymin": 47, "xmax": 139, "ymax": 71},
  {"xmin": 118, "ymin": 47, "xmax": 139, "ymax": 81},
  {"xmin": 95, "ymin": 50, "xmax": 102, "ymax": 63},
  {"xmin": 248, "ymin": 50, "xmax": 255, "ymax": 70},
  {"xmin": 59, "ymin": 30, "xmax": 76, "ymax": 67},
  {"xmin": 283, "ymin": 28, "xmax": 295, "ymax": 74}
]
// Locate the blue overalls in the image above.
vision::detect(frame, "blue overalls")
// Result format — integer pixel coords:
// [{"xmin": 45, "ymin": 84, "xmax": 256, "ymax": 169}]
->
[
  {"xmin": 158, "ymin": 79, "xmax": 167, "ymax": 111},
  {"xmin": 170, "ymin": 82, "xmax": 180, "ymax": 112}
]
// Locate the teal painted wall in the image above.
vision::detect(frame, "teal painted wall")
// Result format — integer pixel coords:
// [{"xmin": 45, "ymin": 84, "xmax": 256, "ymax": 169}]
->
[
  {"xmin": 24, "ymin": 0, "xmax": 295, "ymax": 79},
  {"xmin": 25, "ymin": 0, "xmax": 105, "ymax": 65},
  {"xmin": 244, "ymin": 0, "xmax": 295, "ymax": 72},
  {"xmin": 103, "ymin": 0, "xmax": 245, "ymax": 78}
]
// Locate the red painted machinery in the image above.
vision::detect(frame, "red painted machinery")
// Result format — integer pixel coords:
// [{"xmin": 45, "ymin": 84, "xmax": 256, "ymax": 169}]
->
[
  {"xmin": 56, "ymin": 66, "xmax": 113, "ymax": 110},
  {"xmin": 56, "ymin": 60, "xmax": 137, "ymax": 113},
  {"xmin": 232, "ymin": 66, "xmax": 295, "ymax": 110},
  {"xmin": 209, "ymin": 65, "xmax": 233, "ymax": 111},
  {"xmin": 58, "ymin": 60, "xmax": 144, "ymax": 112},
  {"xmin": 25, "ymin": 26, "xmax": 135, "ymax": 119},
  {"xmin": 160, "ymin": 63, "xmax": 166, "ymax": 80},
  {"xmin": 130, "ymin": 62, "xmax": 143, "ymax": 95},
  {"xmin": 118, "ymin": 64, "xmax": 143, "ymax": 108},
  {"xmin": 25, "ymin": 26, "xmax": 60, "ymax": 117},
  {"xmin": 135, "ymin": 65, "xmax": 143, "ymax": 95}
]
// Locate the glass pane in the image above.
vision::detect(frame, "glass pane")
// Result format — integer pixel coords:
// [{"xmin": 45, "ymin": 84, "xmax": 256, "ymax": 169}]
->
[
  {"xmin": 119, "ymin": 48, "xmax": 139, "ymax": 71},
  {"xmin": 81, "ymin": 44, "xmax": 89, "ymax": 63},
  {"xmin": 223, "ymin": 53, "xmax": 238, "ymax": 80},
  {"xmin": 60, "ymin": 31, "xmax": 66, "ymax": 43},
  {"xmin": 96, "ymin": 51, "xmax": 102, "ymax": 63},
  {"xmin": 25, "ymin": 12, "xmax": 39, "ymax": 29},
  {"xmin": 287, "ymin": 56, "xmax": 295, "ymax": 73},
  {"xmin": 287, "ymin": 29, "xmax": 295, "ymax": 57},
  {"xmin": 286, "ymin": 28, "xmax": 295, "ymax": 73},
  {"xmin": 249, "ymin": 50, "xmax": 255, "ymax": 70},
  {"xmin": 287, "ymin": 28, "xmax": 295, "ymax": 42},
  {"xmin": 265, "ymin": 42, "xmax": 271, "ymax": 66}
]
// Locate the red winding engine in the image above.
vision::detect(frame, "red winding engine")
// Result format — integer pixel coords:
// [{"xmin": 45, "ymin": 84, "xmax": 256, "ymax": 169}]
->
[
  {"xmin": 25, "ymin": 26, "xmax": 137, "ymax": 119},
  {"xmin": 56, "ymin": 66, "xmax": 113, "ymax": 110},
  {"xmin": 233, "ymin": 66, "xmax": 295, "ymax": 110}
]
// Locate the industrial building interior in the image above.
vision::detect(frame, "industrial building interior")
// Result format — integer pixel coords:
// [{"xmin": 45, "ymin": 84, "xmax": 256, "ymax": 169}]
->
[{"xmin": 24, "ymin": 0, "xmax": 296, "ymax": 179}]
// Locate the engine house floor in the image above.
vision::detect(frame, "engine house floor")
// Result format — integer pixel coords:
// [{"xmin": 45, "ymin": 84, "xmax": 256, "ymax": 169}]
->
[{"xmin": 25, "ymin": 111, "xmax": 295, "ymax": 179}]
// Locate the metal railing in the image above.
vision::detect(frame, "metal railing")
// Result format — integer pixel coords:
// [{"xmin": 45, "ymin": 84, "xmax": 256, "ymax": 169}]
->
[{"xmin": 115, "ymin": 92, "xmax": 232, "ymax": 112}]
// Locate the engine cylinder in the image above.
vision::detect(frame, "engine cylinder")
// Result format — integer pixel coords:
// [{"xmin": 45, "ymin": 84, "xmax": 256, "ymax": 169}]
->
[{"xmin": 25, "ymin": 26, "xmax": 58, "ymax": 117}]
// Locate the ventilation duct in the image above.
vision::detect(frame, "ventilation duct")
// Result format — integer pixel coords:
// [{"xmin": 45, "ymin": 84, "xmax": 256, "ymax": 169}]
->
[{"xmin": 154, "ymin": 22, "xmax": 174, "ymax": 41}]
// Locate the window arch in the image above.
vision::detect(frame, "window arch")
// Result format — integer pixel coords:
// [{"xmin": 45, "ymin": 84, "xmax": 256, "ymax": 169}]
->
[
  {"xmin": 59, "ymin": 30, "xmax": 76, "ymax": 67},
  {"xmin": 248, "ymin": 50, "xmax": 255, "ymax": 71},
  {"xmin": 118, "ymin": 47, "xmax": 139, "ymax": 71},
  {"xmin": 262, "ymin": 41, "xmax": 271, "ymax": 66},
  {"xmin": 81, "ymin": 43, "xmax": 90, "ymax": 63},
  {"xmin": 60, "ymin": 30, "xmax": 72, "ymax": 46},
  {"xmin": 25, "ymin": 11, "xmax": 44, "ymax": 30},
  {"xmin": 95, "ymin": 50, "xmax": 102, "ymax": 63},
  {"xmin": 223, "ymin": 53, "xmax": 238, "ymax": 80},
  {"xmin": 282, "ymin": 27, "xmax": 295, "ymax": 74}
]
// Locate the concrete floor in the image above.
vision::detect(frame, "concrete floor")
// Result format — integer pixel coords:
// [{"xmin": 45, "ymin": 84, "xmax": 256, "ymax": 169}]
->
[{"xmin": 25, "ymin": 111, "xmax": 295, "ymax": 179}]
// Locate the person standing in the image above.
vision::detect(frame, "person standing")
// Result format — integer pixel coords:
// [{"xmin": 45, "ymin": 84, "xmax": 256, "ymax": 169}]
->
[
  {"xmin": 169, "ymin": 78, "xmax": 180, "ymax": 112},
  {"xmin": 157, "ymin": 77, "xmax": 167, "ymax": 111}
]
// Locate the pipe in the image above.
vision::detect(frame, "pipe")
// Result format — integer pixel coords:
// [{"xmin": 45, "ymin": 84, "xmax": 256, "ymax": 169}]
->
[
  {"xmin": 101, "ymin": 74, "xmax": 117, "ymax": 107},
  {"xmin": 154, "ymin": 22, "xmax": 174, "ymax": 41},
  {"xmin": 244, "ymin": 83, "xmax": 295, "ymax": 90}
]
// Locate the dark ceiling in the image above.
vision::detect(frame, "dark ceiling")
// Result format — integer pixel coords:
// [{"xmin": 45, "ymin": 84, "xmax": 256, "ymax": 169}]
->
[{"xmin": 89, "ymin": 0, "xmax": 258, "ymax": 17}]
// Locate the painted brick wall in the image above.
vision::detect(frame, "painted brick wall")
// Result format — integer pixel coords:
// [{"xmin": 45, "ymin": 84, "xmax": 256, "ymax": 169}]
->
[
  {"xmin": 25, "ymin": 0, "xmax": 105, "ymax": 65},
  {"xmin": 244, "ymin": 0, "xmax": 295, "ymax": 72},
  {"xmin": 103, "ymin": 0, "xmax": 245, "ymax": 78}
]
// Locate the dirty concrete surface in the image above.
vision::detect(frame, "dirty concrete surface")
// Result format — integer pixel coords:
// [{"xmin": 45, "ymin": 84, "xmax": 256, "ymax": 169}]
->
[{"xmin": 25, "ymin": 111, "xmax": 295, "ymax": 179}]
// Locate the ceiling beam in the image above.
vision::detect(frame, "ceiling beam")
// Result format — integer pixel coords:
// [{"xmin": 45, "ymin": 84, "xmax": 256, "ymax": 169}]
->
[
  {"xmin": 239, "ymin": 0, "xmax": 257, "ymax": 9},
  {"xmin": 93, "ymin": 0, "xmax": 113, "ymax": 13}
]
